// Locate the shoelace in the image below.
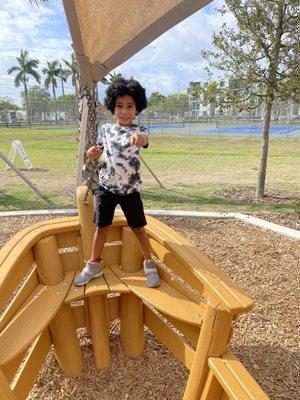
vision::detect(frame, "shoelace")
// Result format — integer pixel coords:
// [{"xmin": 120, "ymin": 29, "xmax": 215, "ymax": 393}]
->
[{"xmin": 82, "ymin": 267, "xmax": 98, "ymax": 276}]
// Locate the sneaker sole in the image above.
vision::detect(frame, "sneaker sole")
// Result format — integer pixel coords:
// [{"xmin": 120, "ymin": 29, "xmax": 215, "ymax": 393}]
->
[{"xmin": 74, "ymin": 271, "xmax": 103, "ymax": 287}]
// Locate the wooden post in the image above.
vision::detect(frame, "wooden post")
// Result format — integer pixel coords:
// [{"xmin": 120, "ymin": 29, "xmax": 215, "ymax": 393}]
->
[
  {"xmin": 34, "ymin": 236, "xmax": 64, "ymax": 285},
  {"xmin": 183, "ymin": 297, "xmax": 233, "ymax": 400},
  {"xmin": 33, "ymin": 235, "xmax": 83, "ymax": 376},
  {"xmin": 120, "ymin": 293, "xmax": 144, "ymax": 358},
  {"xmin": 0, "ymin": 369, "xmax": 17, "ymax": 400},
  {"xmin": 120, "ymin": 227, "xmax": 144, "ymax": 357},
  {"xmin": 77, "ymin": 185, "xmax": 111, "ymax": 369},
  {"xmin": 121, "ymin": 227, "xmax": 143, "ymax": 272},
  {"xmin": 88, "ymin": 295, "xmax": 110, "ymax": 369}
]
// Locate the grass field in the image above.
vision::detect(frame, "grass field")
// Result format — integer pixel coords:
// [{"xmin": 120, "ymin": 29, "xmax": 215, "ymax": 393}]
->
[{"xmin": 0, "ymin": 128, "xmax": 299, "ymax": 213}]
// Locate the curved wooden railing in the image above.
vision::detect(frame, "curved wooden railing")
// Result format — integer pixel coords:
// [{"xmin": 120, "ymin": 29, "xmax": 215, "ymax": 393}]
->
[{"xmin": 0, "ymin": 186, "xmax": 269, "ymax": 400}]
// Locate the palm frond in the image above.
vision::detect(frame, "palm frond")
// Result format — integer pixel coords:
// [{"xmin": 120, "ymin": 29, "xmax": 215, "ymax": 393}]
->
[
  {"xmin": 14, "ymin": 71, "xmax": 25, "ymax": 88},
  {"xmin": 7, "ymin": 66, "xmax": 21, "ymax": 75},
  {"xmin": 44, "ymin": 76, "xmax": 51, "ymax": 89},
  {"xmin": 29, "ymin": 0, "xmax": 48, "ymax": 5},
  {"xmin": 28, "ymin": 69, "xmax": 41, "ymax": 84}
]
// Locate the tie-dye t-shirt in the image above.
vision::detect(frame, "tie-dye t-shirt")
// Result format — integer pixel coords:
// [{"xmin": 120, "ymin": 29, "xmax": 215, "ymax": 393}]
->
[{"xmin": 96, "ymin": 123, "xmax": 148, "ymax": 195}]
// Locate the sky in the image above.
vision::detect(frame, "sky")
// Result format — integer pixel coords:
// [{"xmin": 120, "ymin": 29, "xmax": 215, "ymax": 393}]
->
[{"xmin": 0, "ymin": 0, "xmax": 235, "ymax": 105}]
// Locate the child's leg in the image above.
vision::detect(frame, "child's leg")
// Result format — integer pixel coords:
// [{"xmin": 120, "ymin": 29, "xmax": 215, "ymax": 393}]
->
[
  {"xmin": 130, "ymin": 226, "xmax": 151, "ymax": 260},
  {"xmin": 90, "ymin": 226, "xmax": 109, "ymax": 260},
  {"xmin": 131, "ymin": 226, "xmax": 160, "ymax": 288}
]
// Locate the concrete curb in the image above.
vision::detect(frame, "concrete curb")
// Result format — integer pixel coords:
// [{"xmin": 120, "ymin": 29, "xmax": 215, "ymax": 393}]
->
[{"xmin": 0, "ymin": 208, "xmax": 299, "ymax": 240}]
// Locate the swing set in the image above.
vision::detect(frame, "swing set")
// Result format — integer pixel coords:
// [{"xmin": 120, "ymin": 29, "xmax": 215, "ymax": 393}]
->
[{"xmin": 0, "ymin": 1, "xmax": 270, "ymax": 399}]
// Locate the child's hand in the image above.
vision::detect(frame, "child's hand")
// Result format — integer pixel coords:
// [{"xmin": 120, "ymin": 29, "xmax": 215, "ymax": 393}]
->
[
  {"xmin": 87, "ymin": 145, "xmax": 103, "ymax": 160},
  {"xmin": 130, "ymin": 130, "xmax": 148, "ymax": 147}
]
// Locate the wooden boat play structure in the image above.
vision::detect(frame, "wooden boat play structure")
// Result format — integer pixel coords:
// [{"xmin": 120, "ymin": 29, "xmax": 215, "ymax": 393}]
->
[{"xmin": 0, "ymin": 187, "xmax": 270, "ymax": 399}]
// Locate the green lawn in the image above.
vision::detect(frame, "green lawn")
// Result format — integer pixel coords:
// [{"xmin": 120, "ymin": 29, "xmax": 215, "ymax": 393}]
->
[{"xmin": 0, "ymin": 128, "xmax": 299, "ymax": 213}]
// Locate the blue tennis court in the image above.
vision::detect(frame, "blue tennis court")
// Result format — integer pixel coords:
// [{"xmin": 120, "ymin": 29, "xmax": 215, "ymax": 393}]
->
[
  {"xmin": 147, "ymin": 121, "xmax": 300, "ymax": 136},
  {"xmin": 198, "ymin": 123, "xmax": 300, "ymax": 136}
]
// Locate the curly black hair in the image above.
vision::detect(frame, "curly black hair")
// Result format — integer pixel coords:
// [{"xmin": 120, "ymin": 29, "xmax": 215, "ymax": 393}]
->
[{"xmin": 104, "ymin": 77, "xmax": 148, "ymax": 114}]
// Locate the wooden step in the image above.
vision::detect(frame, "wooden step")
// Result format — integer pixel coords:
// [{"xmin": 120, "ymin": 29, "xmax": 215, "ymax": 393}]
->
[
  {"xmin": 110, "ymin": 265, "xmax": 203, "ymax": 326},
  {"xmin": 0, "ymin": 272, "xmax": 75, "ymax": 366},
  {"xmin": 65, "ymin": 267, "xmax": 129, "ymax": 304},
  {"xmin": 104, "ymin": 266, "xmax": 130, "ymax": 293},
  {"xmin": 209, "ymin": 351, "xmax": 270, "ymax": 400}
]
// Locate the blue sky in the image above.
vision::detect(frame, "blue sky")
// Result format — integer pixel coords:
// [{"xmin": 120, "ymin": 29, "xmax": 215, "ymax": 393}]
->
[{"xmin": 0, "ymin": 0, "xmax": 234, "ymax": 105}]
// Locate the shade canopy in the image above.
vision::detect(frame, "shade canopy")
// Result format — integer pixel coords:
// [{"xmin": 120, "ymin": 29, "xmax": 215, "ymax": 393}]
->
[{"xmin": 63, "ymin": 0, "xmax": 212, "ymax": 85}]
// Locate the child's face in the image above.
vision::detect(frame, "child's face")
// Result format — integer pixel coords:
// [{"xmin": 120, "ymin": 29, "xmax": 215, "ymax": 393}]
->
[{"xmin": 114, "ymin": 95, "xmax": 137, "ymax": 126}]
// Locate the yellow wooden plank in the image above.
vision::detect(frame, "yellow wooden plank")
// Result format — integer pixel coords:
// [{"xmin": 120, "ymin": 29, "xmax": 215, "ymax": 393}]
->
[
  {"xmin": 0, "ymin": 250, "xmax": 35, "ymax": 311},
  {"xmin": 1, "ymin": 350, "xmax": 27, "ymax": 384},
  {"xmin": 105, "ymin": 266, "xmax": 130, "ymax": 293},
  {"xmin": 56, "ymin": 231, "xmax": 80, "ymax": 248},
  {"xmin": 0, "ymin": 369, "xmax": 17, "ymax": 400},
  {"xmin": 148, "ymin": 216, "xmax": 253, "ymax": 311},
  {"xmin": 146, "ymin": 217, "xmax": 253, "ymax": 314},
  {"xmin": 64, "ymin": 271, "xmax": 85, "ymax": 303},
  {"xmin": 0, "ymin": 268, "xmax": 39, "ymax": 332},
  {"xmin": 144, "ymin": 307, "xmax": 195, "ymax": 370},
  {"xmin": 220, "ymin": 391, "xmax": 230, "ymax": 400},
  {"xmin": 102, "ymin": 245, "xmax": 121, "ymax": 267},
  {"xmin": 0, "ymin": 272, "xmax": 75, "ymax": 366},
  {"xmin": 158, "ymin": 311, "xmax": 200, "ymax": 347},
  {"xmin": 60, "ymin": 252, "xmax": 81, "ymax": 272},
  {"xmin": 12, "ymin": 329, "xmax": 52, "ymax": 400},
  {"xmin": 217, "ymin": 351, "xmax": 270, "ymax": 400},
  {"xmin": 199, "ymin": 368, "xmax": 223, "ymax": 400},
  {"xmin": 85, "ymin": 275, "xmax": 109, "ymax": 297},
  {"xmin": 208, "ymin": 355, "xmax": 270, "ymax": 400},
  {"xmin": 0, "ymin": 217, "xmax": 80, "ymax": 310},
  {"xmin": 111, "ymin": 265, "xmax": 203, "ymax": 326},
  {"xmin": 149, "ymin": 239, "xmax": 204, "ymax": 303}
]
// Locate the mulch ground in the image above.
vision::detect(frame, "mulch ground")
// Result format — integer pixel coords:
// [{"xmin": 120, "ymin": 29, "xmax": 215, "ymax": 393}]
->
[{"xmin": 0, "ymin": 215, "xmax": 299, "ymax": 400}]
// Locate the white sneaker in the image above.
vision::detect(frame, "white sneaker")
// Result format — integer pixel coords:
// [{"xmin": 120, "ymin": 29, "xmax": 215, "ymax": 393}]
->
[
  {"xmin": 74, "ymin": 260, "xmax": 103, "ymax": 286},
  {"xmin": 143, "ymin": 259, "xmax": 160, "ymax": 288}
]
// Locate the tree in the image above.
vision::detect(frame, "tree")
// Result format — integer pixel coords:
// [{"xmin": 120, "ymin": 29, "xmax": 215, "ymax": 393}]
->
[
  {"xmin": 43, "ymin": 60, "xmax": 61, "ymax": 122},
  {"xmin": 7, "ymin": 49, "xmax": 40, "ymax": 127},
  {"xmin": 63, "ymin": 53, "xmax": 77, "ymax": 89},
  {"xmin": 21, "ymin": 85, "xmax": 51, "ymax": 121},
  {"xmin": 58, "ymin": 62, "xmax": 69, "ymax": 97},
  {"xmin": 0, "ymin": 97, "xmax": 19, "ymax": 111},
  {"xmin": 202, "ymin": 0, "xmax": 300, "ymax": 197},
  {"xmin": 148, "ymin": 92, "xmax": 166, "ymax": 107},
  {"xmin": 161, "ymin": 93, "xmax": 189, "ymax": 114}
]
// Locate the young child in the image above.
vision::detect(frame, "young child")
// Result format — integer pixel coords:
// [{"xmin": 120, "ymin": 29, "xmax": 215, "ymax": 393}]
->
[{"xmin": 75, "ymin": 77, "xmax": 160, "ymax": 288}]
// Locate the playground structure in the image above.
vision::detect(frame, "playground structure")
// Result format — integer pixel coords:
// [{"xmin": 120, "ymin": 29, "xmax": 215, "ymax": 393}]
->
[
  {"xmin": 0, "ymin": 1, "xmax": 274, "ymax": 398},
  {"xmin": 0, "ymin": 186, "xmax": 270, "ymax": 399}
]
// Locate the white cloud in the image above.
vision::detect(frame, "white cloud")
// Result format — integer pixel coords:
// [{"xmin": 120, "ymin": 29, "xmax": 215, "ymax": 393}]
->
[{"xmin": 0, "ymin": 0, "xmax": 237, "ymax": 103}]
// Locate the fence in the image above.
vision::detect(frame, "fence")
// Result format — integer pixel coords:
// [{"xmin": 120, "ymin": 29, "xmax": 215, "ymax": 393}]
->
[{"xmin": 1, "ymin": 100, "xmax": 300, "ymax": 137}]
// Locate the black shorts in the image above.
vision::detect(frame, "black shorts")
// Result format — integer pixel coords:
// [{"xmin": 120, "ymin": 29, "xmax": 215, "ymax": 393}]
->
[{"xmin": 94, "ymin": 186, "xmax": 147, "ymax": 228}]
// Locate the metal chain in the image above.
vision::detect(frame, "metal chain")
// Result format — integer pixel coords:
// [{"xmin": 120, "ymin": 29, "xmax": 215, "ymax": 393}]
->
[{"xmin": 81, "ymin": 86, "xmax": 99, "ymax": 205}]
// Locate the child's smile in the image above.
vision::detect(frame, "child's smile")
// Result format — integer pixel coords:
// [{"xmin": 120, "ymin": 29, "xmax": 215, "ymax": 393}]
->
[{"xmin": 114, "ymin": 95, "xmax": 137, "ymax": 126}]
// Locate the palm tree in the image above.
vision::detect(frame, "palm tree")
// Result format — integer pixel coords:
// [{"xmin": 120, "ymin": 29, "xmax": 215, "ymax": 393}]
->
[
  {"xmin": 58, "ymin": 63, "xmax": 69, "ymax": 97},
  {"xmin": 63, "ymin": 53, "xmax": 77, "ymax": 90},
  {"xmin": 43, "ymin": 60, "xmax": 60, "ymax": 122},
  {"xmin": 7, "ymin": 49, "xmax": 40, "ymax": 127},
  {"xmin": 107, "ymin": 71, "xmax": 123, "ymax": 83}
]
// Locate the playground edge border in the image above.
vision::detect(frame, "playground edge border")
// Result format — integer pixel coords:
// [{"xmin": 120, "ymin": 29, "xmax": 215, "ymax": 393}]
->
[{"xmin": 0, "ymin": 209, "xmax": 299, "ymax": 240}]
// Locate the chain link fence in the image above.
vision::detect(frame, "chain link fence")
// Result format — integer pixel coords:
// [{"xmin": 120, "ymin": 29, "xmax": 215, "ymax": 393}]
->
[{"xmin": 1, "ymin": 100, "xmax": 299, "ymax": 137}]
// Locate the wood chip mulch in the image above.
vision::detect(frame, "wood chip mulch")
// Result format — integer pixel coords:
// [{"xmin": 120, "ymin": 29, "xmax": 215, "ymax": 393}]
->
[{"xmin": 0, "ymin": 215, "xmax": 299, "ymax": 400}]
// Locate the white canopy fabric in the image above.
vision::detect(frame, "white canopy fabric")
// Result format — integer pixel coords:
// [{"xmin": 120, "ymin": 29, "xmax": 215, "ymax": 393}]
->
[{"xmin": 63, "ymin": 0, "xmax": 212, "ymax": 85}]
